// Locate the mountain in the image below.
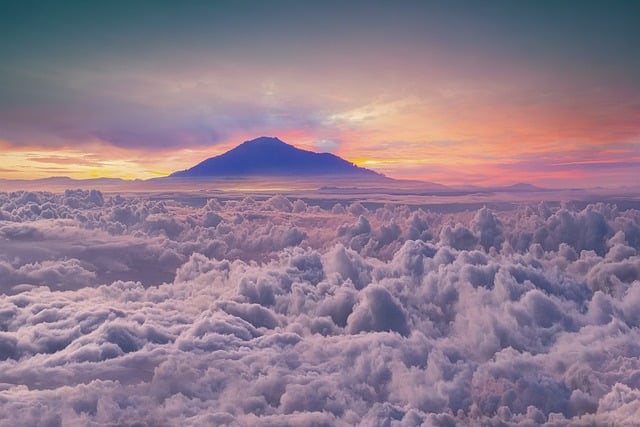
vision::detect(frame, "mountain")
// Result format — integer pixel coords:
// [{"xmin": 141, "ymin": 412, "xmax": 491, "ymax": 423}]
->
[{"xmin": 170, "ymin": 136, "xmax": 385, "ymax": 178}]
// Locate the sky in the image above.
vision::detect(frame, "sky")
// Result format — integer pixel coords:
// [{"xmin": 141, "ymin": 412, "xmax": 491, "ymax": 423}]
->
[{"xmin": 0, "ymin": 0, "xmax": 638, "ymax": 187}]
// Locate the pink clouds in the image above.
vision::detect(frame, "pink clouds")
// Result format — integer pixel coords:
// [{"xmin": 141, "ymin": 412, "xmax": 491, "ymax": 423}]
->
[{"xmin": 0, "ymin": 189, "xmax": 640, "ymax": 424}]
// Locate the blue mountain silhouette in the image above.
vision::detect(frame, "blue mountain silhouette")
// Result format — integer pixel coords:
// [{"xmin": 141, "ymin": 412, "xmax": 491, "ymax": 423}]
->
[{"xmin": 171, "ymin": 136, "xmax": 384, "ymax": 178}]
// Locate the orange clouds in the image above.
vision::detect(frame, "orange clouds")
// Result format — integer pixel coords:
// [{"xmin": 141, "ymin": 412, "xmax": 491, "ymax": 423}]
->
[{"xmin": 1, "ymin": 58, "xmax": 638, "ymax": 188}]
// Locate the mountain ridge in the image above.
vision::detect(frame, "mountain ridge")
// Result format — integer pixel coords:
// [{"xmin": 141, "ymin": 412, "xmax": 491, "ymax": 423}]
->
[{"xmin": 170, "ymin": 136, "xmax": 385, "ymax": 179}]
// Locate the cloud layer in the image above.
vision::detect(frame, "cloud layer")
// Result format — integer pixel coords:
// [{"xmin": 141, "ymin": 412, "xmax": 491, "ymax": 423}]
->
[{"xmin": 1, "ymin": 190, "xmax": 640, "ymax": 425}]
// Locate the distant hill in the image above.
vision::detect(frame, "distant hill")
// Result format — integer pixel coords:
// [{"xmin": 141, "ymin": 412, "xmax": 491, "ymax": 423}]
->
[
  {"xmin": 499, "ymin": 182, "xmax": 549, "ymax": 192},
  {"xmin": 170, "ymin": 136, "xmax": 385, "ymax": 178},
  {"xmin": 453, "ymin": 182, "xmax": 551, "ymax": 193}
]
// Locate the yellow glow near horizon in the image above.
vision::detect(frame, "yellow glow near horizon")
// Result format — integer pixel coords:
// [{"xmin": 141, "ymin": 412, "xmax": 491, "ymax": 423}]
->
[
  {"xmin": 0, "ymin": 149, "xmax": 169, "ymax": 180},
  {"xmin": 1, "ymin": 139, "xmax": 633, "ymax": 189}
]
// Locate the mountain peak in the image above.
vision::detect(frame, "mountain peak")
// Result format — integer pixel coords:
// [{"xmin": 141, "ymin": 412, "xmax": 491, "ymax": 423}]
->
[
  {"xmin": 232, "ymin": 136, "xmax": 297, "ymax": 153},
  {"xmin": 245, "ymin": 136, "xmax": 284, "ymax": 143},
  {"xmin": 239, "ymin": 136, "xmax": 286, "ymax": 147},
  {"xmin": 170, "ymin": 137, "xmax": 384, "ymax": 179}
]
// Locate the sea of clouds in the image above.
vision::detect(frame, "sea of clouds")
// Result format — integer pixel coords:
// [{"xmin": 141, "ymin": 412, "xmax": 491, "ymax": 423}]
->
[{"xmin": 1, "ymin": 189, "xmax": 639, "ymax": 426}]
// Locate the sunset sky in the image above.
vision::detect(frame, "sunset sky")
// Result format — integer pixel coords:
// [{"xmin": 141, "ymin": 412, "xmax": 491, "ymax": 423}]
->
[{"xmin": 1, "ymin": 0, "xmax": 638, "ymax": 187}]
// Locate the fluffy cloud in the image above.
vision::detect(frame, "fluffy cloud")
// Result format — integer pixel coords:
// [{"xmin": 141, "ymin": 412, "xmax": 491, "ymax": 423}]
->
[{"xmin": 0, "ymin": 190, "xmax": 639, "ymax": 425}]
